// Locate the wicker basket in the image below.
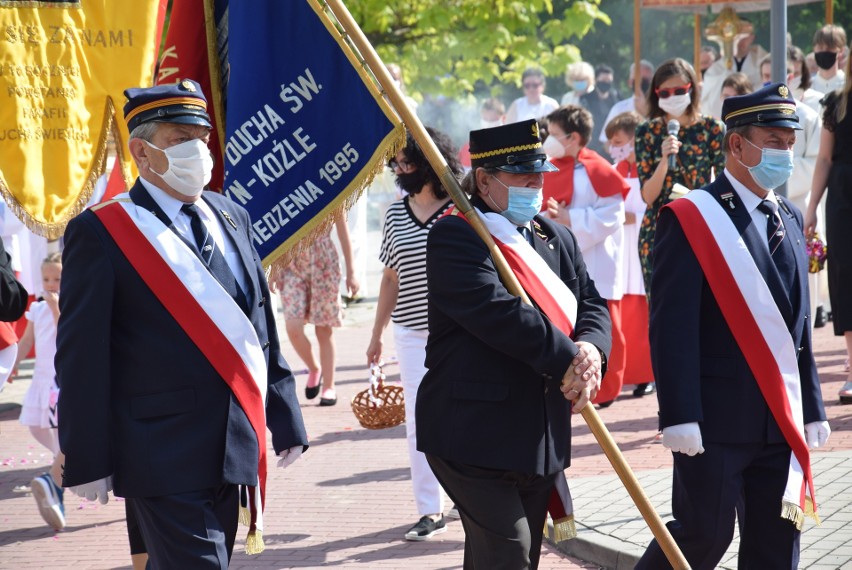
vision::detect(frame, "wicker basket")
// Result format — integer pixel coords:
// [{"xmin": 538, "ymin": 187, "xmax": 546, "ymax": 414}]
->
[{"xmin": 351, "ymin": 364, "xmax": 405, "ymax": 430}]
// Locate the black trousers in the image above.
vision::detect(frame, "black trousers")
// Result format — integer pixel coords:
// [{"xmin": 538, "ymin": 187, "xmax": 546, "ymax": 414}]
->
[
  {"xmin": 127, "ymin": 484, "xmax": 240, "ymax": 570},
  {"xmin": 635, "ymin": 442, "xmax": 800, "ymax": 570},
  {"xmin": 427, "ymin": 455, "xmax": 557, "ymax": 570}
]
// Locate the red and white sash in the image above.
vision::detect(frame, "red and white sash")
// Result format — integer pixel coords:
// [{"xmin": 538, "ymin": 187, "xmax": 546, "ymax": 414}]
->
[
  {"xmin": 667, "ymin": 191, "xmax": 816, "ymax": 528},
  {"xmin": 448, "ymin": 207, "xmax": 578, "ymax": 333},
  {"xmin": 446, "ymin": 206, "xmax": 579, "ymax": 539},
  {"xmin": 93, "ymin": 196, "xmax": 270, "ymax": 552}
]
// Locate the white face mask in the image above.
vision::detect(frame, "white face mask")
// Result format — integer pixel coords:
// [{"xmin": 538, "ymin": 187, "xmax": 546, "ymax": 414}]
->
[
  {"xmin": 542, "ymin": 135, "xmax": 567, "ymax": 158},
  {"xmin": 480, "ymin": 118, "xmax": 503, "ymax": 129},
  {"xmin": 787, "ymin": 74, "xmax": 802, "ymax": 91},
  {"xmin": 658, "ymin": 93, "xmax": 691, "ymax": 117},
  {"xmin": 609, "ymin": 141, "xmax": 634, "ymax": 163},
  {"xmin": 146, "ymin": 139, "xmax": 213, "ymax": 197}
]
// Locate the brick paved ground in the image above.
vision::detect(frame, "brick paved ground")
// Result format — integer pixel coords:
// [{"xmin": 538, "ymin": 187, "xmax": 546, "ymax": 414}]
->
[
  {"xmin": 0, "ymin": 297, "xmax": 597, "ymax": 570},
  {"xmin": 1, "ymin": 214, "xmax": 848, "ymax": 569}
]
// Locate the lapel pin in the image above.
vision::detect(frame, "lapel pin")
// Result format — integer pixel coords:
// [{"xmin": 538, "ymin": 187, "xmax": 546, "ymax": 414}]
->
[
  {"xmin": 720, "ymin": 192, "xmax": 735, "ymax": 210},
  {"xmin": 221, "ymin": 210, "xmax": 238, "ymax": 230}
]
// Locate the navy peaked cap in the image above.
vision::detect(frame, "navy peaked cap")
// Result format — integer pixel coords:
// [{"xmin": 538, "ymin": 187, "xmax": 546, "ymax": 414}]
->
[
  {"xmin": 124, "ymin": 79, "xmax": 212, "ymax": 132},
  {"xmin": 722, "ymin": 82, "xmax": 801, "ymax": 130}
]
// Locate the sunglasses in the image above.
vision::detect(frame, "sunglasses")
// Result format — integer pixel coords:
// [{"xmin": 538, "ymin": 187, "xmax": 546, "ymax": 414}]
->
[
  {"xmin": 655, "ymin": 83, "xmax": 692, "ymax": 99},
  {"xmin": 523, "ymin": 82, "xmax": 543, "ymax": 89}
]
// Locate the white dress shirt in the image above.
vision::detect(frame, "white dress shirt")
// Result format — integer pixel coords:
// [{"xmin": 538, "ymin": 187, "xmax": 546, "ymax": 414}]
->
[
  {"xmin": 140, "ymin": 177, "xmax": 248, "ymax": 294},
  {"xmin": 724, "ymin": 169, "xmax": 784, "ymax": 249}
]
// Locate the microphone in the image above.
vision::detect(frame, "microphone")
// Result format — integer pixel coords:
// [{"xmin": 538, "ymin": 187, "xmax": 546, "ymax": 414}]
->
[{"xmin": 667, "ymin": 119, "xmax": 680, "ymax": 170}]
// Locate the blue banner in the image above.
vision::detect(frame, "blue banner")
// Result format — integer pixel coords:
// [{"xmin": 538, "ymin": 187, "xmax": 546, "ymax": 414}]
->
[{"xmin": 223, "ymin": 0, "xmax": 403, "ymax": 266}]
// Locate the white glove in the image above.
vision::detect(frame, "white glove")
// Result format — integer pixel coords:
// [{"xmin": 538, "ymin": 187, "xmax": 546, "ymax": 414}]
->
[
  {"xmin": 277, "ymin": 446, "xmax": 303, "ymax": 469},
  {"xmin": 70, "ymin": 476, "xmax": 113, "ymax": 504},
  {"xmin": 662, "ymin": 422, "xmax": 705, "ymax": 456},
  {"xmin": 804, "ymin": 421, "xmax": 831, "ymax": 449}
]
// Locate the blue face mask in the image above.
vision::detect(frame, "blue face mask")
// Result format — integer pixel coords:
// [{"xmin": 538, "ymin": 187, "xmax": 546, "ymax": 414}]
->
[
  {"xmin": 573, "ymin": 80, "xmax": 589, "ymax": 92},
  {"xmin": 489, "ymin": 176, "xmax": 543, "ymax": 225},
  {"xmin": 739, "ymin": 137, "xmax": 794, "ymax": 191}
]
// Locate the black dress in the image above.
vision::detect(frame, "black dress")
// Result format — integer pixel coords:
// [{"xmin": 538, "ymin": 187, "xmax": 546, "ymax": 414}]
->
[{"xmin": 822, "ymin": 91, "xmax": 852, "ymax": 335}]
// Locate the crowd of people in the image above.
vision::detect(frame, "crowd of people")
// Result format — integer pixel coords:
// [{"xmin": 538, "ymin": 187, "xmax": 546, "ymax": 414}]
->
[{"xmin": 0, "ymin": 18, "xmax": 849, "ymax": 570}]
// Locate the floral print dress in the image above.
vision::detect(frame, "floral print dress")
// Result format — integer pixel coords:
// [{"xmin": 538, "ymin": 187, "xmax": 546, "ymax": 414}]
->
[{"xmin": 635, "ymin": 115, "xmax": 726, "ymax": 297}]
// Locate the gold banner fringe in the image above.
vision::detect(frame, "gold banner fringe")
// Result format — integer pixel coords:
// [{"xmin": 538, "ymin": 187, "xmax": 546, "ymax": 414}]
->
[
  {"xmin": 262, "ymin": 0, "xmax": 405, "ymax": 275},
  {"xmin": 263, "ymin": 123, "xmax": 405, "ymax": 275},
  {"xmin": 244, "ymin": 529, "xmax": 265, "ymax": 555},
  {"xmin": 0, "ymin": 1, "xmax": 81, "ymax": 7},
  {"xmin": 543, "ymin": 515, "xmax": 577, "ymax": 543},
  {"xmin": 0, "ymin": 96, "xmax": 115, "ymax": 240}
]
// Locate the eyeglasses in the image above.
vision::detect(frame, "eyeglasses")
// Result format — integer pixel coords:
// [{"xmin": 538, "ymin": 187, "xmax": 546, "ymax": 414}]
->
[
  {"xmin": 655, "ymin": 83, "xmax": 692, "ymax": 99},
  {"xmin": 523, "ymin": 82, "xmax": 543, "ymax": 89},
  {"xmin": 388, "ymin": 158, "xmax": 413, "ymax": 171}
]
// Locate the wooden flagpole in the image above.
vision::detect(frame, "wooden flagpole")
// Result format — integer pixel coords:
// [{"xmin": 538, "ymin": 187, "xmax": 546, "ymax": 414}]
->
[{"xmin": 322, "ymin": 1, "xmax": 690, "ymax": 568}]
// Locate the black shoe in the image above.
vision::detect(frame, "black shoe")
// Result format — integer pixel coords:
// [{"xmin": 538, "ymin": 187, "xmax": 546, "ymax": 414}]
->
[
  {"xmin": 305, "ymin": 372, "xmax": 322, "ymax": 400},
  {"xmin": 319, "ymin": 395, "xmax": 337, "ymax": 406},
  {"xmin": 633, "ymin": 383, "xmax": 656, "ymax": 397},
  {"xmin": 404, "ymin": 515, "xmax": 447, "ymax": 541},
  {"xmin": 597, "ymin": 400, "xmax": 615, "ymax": 408},
  {"xmin": 814, "ymin": 305, "xmax": 827, "ymax": 328}
]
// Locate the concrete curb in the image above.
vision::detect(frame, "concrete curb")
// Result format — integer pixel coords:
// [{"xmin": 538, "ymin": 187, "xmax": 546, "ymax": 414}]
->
[{"xmin": 547, "ymin": 523, "xmax": 642, "ymax": 570}]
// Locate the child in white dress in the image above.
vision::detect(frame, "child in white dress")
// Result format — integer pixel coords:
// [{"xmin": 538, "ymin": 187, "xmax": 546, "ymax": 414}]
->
[{"xmin": 15, "ymin": 252, "xmax": 64, "ymax": 530}]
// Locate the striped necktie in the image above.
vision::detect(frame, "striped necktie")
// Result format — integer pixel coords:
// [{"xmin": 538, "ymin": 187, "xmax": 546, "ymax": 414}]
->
[
  {"xmin": 181, "ymin": 203, "xmax": 249, "ymax": 312},
  {"xmin": 756, "ymin": 200, "xmax": 785, "ymax": 256}
]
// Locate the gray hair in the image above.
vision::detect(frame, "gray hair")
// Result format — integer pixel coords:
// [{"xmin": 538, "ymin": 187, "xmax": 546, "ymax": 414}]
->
[
  {"xmin": 461, "ymin": 167, "xmax": 499, "ymax": 196},
  {"xmin": 629, "ymin": 59, "xmax": 655, "ymax": 78},
  {"xmin": 129, "ymin": 122, "xmax": 160, "ymax": 142},
  {"xmin": 722, "ymin": 125, "xmax": 752, "ymax": 153}
]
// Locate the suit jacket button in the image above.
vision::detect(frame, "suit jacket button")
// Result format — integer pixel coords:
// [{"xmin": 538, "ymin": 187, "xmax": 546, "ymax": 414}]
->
[
  {"xmin": 544, "ymin": 386, "xmax": 549, "ymax": 394},
  {"xmin": 258, "ymin": 297, "xmax": 266, "ymax": 307},
  {"xmin": 262, "ymin": 341, "xmax": 270, "ymax": 349}
]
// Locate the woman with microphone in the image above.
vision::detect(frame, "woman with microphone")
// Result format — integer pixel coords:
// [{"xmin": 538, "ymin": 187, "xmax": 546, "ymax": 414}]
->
[
  {"xmin": 636, "ymin": 58, "xmax": 726, "ymax": 298},
  {"xmin": 633, "ymin": 58, "xmax": 725, "ymax": 397}
]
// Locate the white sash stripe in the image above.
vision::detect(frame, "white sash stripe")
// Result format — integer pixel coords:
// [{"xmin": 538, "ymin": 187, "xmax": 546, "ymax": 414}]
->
[
  {"xmin": 684, "ymin": 191, "xmax": 808, "ymax": 507},
  {"xmin": 114, "ymin": 195, "xmax": 268, "ymax": 404},
  {"xmin": 479, "ymin": 210, "xmax": 578, "ymax": 328}
]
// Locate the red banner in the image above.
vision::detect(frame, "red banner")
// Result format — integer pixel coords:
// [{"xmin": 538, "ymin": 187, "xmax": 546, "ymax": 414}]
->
[{"xmin": 155, "ymin": 0, "xmax": 224, "ymax": 192}]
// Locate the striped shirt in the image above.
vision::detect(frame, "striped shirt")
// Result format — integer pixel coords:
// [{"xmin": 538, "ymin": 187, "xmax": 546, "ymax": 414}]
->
[{"xmin": 379, "ymin": 197, "xmax": 453, "ymax": 330}]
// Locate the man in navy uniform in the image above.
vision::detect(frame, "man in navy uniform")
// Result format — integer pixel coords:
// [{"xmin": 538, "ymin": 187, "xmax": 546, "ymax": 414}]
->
[
  {"xmin": 635, "ymin": 83, "xmax": 830, "ymax": 569},
  {"xmin": 56, "ymin": 79, "xmax": 308, "ymax": 568},
  {"xmin": 416, "ymin": 119, "xmax": 612, "ymax": 569}
]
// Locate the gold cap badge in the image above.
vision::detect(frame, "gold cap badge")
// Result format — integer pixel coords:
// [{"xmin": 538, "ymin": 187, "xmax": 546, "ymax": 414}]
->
[
  {"xmin": 181, "ymin": 80, "xmax": 197, "ymax": 92},
  {"xmin": 778, "ymin": 85, "xmax": 789, "ymax": 98},
  {"xmin": 531, "ymin": 122, "xmax": 540, "ymax": 140}
]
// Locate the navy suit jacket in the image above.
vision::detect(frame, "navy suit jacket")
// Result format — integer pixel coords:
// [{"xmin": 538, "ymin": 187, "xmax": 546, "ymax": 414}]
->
[
  {"xmin": 57, "ymin": 180, "xmax": 308, "ymax": 497},
  {"xmin": 650, "ymin": 175, "xmax": 826, "ymax": 444},
  {"xmin": 416, "ymin": 199, "xmax": 611, "ymax": 476}
]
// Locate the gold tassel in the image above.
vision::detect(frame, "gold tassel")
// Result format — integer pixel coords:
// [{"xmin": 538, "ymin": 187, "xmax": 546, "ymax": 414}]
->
[
  {"xmin": 244, "ymin": 529, "xmax": 265, "ymax": 555},
  {"xmin": 238, "ymin": 505, "xmax": 252, "ymax": 527},
  {"xmin": 804, "ymin": 496, "xmax": 821, "ymax": 526},
  {"xmin": 543, "ymin": 515, "xmax": 577, "ymax": 543},
  {"xmin": 552, "ymin": 516, "xmax": 577, "ymax": 542}
]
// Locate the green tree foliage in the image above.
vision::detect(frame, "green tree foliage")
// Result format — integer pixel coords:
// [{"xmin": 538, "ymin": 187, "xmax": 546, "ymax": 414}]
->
[{"xmin": 348, "ymin": 0, "xmax": 610, "ymax": 98}]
